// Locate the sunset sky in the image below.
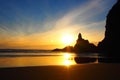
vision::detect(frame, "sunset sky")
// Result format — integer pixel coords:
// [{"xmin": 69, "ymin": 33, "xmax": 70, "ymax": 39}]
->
[{"xmin": 0, "ymin": 0, "xmax": 117, "ymax": 49}]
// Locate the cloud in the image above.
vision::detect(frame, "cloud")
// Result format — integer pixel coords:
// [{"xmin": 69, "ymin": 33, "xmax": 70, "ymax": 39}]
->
[
  {"xmin": 53, "ymin": 0, "xmax": 110, "ymax": 42},
  {"xmin": 26, "ymin": 0, "xmax": 111, "ymax": 45},
  {"xmin": 0, "ymin": 0, "xmax": 116, "ymax": 49}
]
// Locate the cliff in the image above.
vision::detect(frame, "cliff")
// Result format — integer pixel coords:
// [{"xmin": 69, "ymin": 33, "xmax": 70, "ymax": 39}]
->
[{"xmin": 98, "ymin": 0, "xmax": 120, "ymax": 55}]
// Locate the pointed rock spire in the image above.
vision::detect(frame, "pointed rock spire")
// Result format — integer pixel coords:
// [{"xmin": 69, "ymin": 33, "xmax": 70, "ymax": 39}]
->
[
  {"xmin": 78, "ymin": 33, "xmax": 82, "ymax": 39},
  {"xmin": 74, "ymin": 33, "xmax": 97, "ymax": 53}
]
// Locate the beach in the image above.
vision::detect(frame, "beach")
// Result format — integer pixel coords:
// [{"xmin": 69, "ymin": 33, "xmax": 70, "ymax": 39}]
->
[
  {"xmin": 0, "ymin": 0, "xmax": 119, "ymax": 80},
  {"xmin": 0, "ymin": 63, "xmax": 120, "ymax": 80}
]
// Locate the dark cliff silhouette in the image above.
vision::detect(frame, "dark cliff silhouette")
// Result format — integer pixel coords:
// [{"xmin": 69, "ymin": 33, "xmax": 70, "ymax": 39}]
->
[
  {"xmin": 73, "ymin": 33, "xmax": 97, "ymax": 53},
  {"xmin": 98, "ymin": 0, "xmax": 120, "ymax": 55},
  {"xmin": 97, "ymin": 0, "xmax": 120, "ymax": 63}
]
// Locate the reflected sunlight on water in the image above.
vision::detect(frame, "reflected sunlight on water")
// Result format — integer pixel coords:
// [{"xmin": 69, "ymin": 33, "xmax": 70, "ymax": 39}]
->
[
  {"xmin": 0, "ymin": 52, "xmax": 77, "ymax": 68},
  {"xmin": 63, "ymin": 53, "xmax": 76, "ymax": 66}
]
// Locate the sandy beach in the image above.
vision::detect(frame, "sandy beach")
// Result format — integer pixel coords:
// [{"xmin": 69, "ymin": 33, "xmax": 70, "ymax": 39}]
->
[{"xmin": 0, "ymin": 63, "xmax": 120, "ymax": 80}]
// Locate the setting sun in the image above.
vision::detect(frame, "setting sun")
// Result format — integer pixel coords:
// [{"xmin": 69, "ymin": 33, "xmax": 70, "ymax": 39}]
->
[{"xmin": 62, "ymin": 34, "xmax": 74, "ymax": 46}]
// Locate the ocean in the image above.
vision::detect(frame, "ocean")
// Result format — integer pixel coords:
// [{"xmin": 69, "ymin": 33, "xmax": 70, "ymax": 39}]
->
[
  {"xmin": 0, "ymin": 49, "xmax": 99, "ymax": 68},
  {"xmin": 1, "ymin": 50, "xmax": 120, "ymax": 80}
]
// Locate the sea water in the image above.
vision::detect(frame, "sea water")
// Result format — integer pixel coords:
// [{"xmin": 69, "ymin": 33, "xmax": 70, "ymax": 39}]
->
[{"xmin": 0, "ymin": 50, "xmax": 99, "ymax": 68}]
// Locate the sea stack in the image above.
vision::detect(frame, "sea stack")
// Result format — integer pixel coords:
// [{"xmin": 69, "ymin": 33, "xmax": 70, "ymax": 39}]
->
[{"xmin": 74, "ymin": 33, "xmax": 97, "ymax": 53}]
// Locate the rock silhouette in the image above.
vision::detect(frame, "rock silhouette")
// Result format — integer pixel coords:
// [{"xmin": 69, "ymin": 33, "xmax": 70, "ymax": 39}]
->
[
  {"xmin": 62, "ymin": 46, "xmax": 74, "ymax": 52},
  {"xmin": 97, "ymin": 0, "xmax": 120, "ymax": 63},
  {"xmin": 74, "ymin": 33, "xmax": 97, "ymax": 53},
  {"xmin": 52, "ymin": 46, "xmax": 74, "ymax": 52},
  {"xmin": 52, "ymin": 33, "xmax": 97, "ymax": 53},
  {"xmin": 98, "ymin": 0, "xmax": 120, "ymax": 56}
]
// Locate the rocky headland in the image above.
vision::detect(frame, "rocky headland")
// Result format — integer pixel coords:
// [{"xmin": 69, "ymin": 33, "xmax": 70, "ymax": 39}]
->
[{"xmin": 53, "ymin": 0, "xmax": 120, "ymax": 55}]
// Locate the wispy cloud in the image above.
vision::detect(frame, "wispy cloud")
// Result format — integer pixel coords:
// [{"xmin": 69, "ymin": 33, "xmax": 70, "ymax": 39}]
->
[
  {"xmin": 26, "ymin": 0, "xmax": 113, "ymax": 45},
  {"xmin": 52, "ymin": 0, "xmax": 113, "ymax": 42},
  {"xmin": 0, "ymin": 0, "xmax": 116, "ymax": 49}
]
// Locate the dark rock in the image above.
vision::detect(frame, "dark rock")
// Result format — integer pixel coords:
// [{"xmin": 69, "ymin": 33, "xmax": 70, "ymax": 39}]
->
[
  {"xmin": 52, "ymin": 46, "xmax": 74, "ymax": 52},
  {"xmin": 52, "ymin": 48, "xmax": 63, "ymax": 52},
  {"xmin": 74, "ymin": 33, "xmax": 97, "ymax": 53},
  {"xmin": 97, "ymin": 0, "xmax": 120, "ymax": 63},
  {"xmin": 62, "ymin": 46, "xmax": 74, "ymax": 52},
  {"xmin": 98, "ymin": 0, "xmax": 120, "ymax": 55}
]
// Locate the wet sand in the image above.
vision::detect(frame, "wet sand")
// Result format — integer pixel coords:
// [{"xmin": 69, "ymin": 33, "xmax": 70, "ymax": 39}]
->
[{"xmin": 0, "ymin": 63, "xmax": 120, "ymax": 80}]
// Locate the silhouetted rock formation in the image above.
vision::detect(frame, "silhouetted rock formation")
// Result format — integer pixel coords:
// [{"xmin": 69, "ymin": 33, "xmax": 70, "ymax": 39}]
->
[
  {"xmin": 98, "ymin": 0, "xmax": 120, "ymax": 55},
  {"xmin": 74, "ymin": 33, "xmax": 97, "ymax": 53},
  {"xmin": 52, "ymin": 33, "xmax": 97, "ymax": 53},
  {"xmin": 52, "ymin": 48, "xmax": 63, "ymax": 52},
  {"xmin": 52, "ymin": 46, "xmax": 74, "ymax": 52},
  {"xmin": 62, "ymin": 46, "xmax": 74, "ymax": 52}
]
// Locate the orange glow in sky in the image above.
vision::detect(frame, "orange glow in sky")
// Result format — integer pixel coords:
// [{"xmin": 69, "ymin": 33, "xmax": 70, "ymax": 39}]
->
[{"xmin": 0, "ymin": 0, "xmax": 116, "ymax": 49}]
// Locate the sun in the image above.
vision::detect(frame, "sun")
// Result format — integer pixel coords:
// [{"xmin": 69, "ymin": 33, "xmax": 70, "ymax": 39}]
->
[{"xmin": 62, "ymin": 34, "xmax": 74, "ymax": 46}]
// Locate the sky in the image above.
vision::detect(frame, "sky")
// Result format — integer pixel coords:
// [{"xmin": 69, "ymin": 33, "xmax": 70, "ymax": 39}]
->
[{"xmin": 0, "ymin": 0, "xmax": 117, "ymax": 49}]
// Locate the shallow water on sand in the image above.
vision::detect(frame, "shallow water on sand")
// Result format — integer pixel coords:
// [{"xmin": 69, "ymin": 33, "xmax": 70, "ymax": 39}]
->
[{"xmin": 0, "ymin": 51, "xmax": 99, "ymax": 68}]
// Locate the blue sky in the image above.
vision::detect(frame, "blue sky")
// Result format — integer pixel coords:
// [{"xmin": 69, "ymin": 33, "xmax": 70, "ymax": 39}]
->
[
  {"xmin": 0, "ymin": 0, "xmax": 88, "ymax": 33},
  {"xmin": 0, "ymin": 0, "xmax": 117, "ymax": 49}
]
